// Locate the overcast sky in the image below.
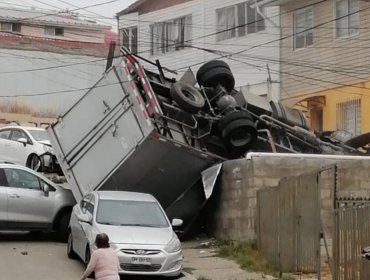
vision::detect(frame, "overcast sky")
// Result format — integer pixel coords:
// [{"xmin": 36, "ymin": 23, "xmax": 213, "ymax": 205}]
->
[{"xmin": 1, "ymin": 0, "xmax": 137, "ymax": 27}]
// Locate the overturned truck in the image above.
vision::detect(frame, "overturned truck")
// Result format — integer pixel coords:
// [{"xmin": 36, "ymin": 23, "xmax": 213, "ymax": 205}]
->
[{"xmin": 48, "ymin": 48, "xmax": 370, "ymax": 236}]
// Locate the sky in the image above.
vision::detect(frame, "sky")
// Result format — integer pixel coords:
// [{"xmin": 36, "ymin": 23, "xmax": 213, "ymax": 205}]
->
[{"xmin": 1, "ymin": 0, "xmax": 137, "ymax": 27}]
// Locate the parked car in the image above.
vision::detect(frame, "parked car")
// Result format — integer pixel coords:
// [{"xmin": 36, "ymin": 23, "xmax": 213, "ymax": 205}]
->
[
  {"xmin": 0, "ymin": 163, "xmax": 75, "ymax": 240},
  {"xmin": 0, "ymin": 126, "xmax": 61, "ymax": 173},
  {"xmin": 67, "ymin": 191, "xmax": 183, "ymax": 277}
]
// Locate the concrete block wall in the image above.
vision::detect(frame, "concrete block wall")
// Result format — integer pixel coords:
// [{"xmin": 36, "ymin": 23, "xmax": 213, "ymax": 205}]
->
[{"xmin": 209, "ymin": 154, "xmax": 370, "ymax": 246}]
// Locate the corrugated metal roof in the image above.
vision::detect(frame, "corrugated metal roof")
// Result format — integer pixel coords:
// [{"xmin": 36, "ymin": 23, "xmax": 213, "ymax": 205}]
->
[{"xmin": 0, "ymin": 7, "xmax": 111, "ymax": 29}]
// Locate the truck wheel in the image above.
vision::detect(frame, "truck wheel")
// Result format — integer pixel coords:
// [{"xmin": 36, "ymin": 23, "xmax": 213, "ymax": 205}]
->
[
  {"xmin": 218, "ymin": 111, "xmax": 257, "ymax": 152},
  {"xmin": 221, "ymin": 119, "xmax": 257, "ymax": 150},
  {"xmin": 56, "ymin": 212, "xmax": 70, "ymax": 242},
  {"xmin": 218, "ymin": 110, "xmax": 254, "ymax": 130},
  {"xmin": 196, "ymin": 60, "xmax": 231, "ymax": 80},
  {"xmin": 197, "ymin": 62, "xmax": 235, "ymax": 91},
  {"xmin": 67, "ymin": 232, "xmax": 78, "ymax": 259},
  {"xmin": 170, "ymin": 82, "xmax": 205, "ymax": 113}
]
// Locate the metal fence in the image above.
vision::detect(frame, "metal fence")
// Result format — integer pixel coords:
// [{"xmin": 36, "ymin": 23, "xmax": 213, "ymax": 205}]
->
[
  {"xmin": 257, "ymin": 172, "xmax": 320, "ymax": 274},
  {"xmin": 333, "ymin": 205, "xmax": 370, "ymax": 280}
]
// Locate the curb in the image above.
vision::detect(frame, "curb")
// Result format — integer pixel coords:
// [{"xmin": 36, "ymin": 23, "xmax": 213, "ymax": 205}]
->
[{"xmin": 182, "ymin": 271, "xmax": 197, "ymax": 280}]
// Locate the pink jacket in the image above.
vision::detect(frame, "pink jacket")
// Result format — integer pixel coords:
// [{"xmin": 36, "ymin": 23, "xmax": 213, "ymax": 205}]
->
[{"xmin": 81, "ymin": 248, "xmax": 120, "ymax": 280}]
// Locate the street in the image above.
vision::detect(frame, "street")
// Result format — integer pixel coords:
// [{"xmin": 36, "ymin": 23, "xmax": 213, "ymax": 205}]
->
[{"xmin": 0, "ymin": 232, "xmax": 188, "ymax": 280}]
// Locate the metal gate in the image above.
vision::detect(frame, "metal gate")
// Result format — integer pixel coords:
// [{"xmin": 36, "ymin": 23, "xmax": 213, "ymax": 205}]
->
[
  {"xmin": 333, "ymin": 206, "xmax": 370, "ymax": 280},
  {"xmin": 257, "ymin": 172, "xmax": 320, "ymax": 274}
]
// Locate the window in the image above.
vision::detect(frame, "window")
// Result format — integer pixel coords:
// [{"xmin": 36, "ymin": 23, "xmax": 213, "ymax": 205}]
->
[
  {"xmin": 216, "ymin": 1, "xmax": 265, "ymax": 42},
  {"xmin": 336, "ymin": 99, "xmax": 361, "ymax": 135},
  {"xmin": 10, "ymin": 130, "xmax": 30, "ymax": 143},
  {"xmin": 81, "ymin": 194, "xmax": 95, "ymax": 215},
  {"xmin": 0, "ymin": 22, "xmax": 21, "ymax": 33},
  {"xmin": 121, "ymin": 26, "xmax": 138, "ymax": 54},
  {"xmin": 293, "ymin": 8, "xmax": 313, "ymax": 49},
  {"xmin": 45, "ymin": 26, "xmax": 64, "ymax": 37},
  {"xmin": 4, "ymin": 168, "xmax": 41, "ymax": 190},
  {"xmin": 335, "ymin": 0, "xmax": 359, "ymax": 38},
  {"xmin": 150, "ymin": 15, "xmax": 192, "ymax": 55},
  {"xmin": 0, "ymin": 129, "xmax": 11, "ymax": 140},
  {"xmin": 96, "ymin": 200, "xmax": 169, "ymax": 227}
]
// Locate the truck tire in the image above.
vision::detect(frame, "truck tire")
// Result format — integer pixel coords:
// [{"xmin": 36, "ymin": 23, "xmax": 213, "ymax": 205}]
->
[
  {"xmin": 196, "ymin": 60, "xmax": 231, "ymax": 80},
  {"xmin": 56, "ymin": 212, "xmax": 71, "ymax": 242},
  {"xmin": 170, "ymin": 82, "xmax": 205, "ymax": 113},
  {"xmin": 218, "ymin": 110, "xmax": 254, "ymax": 130},
  {"xmin": 218, "ymin": 111, "xmax": 257, "ymax": 152},
  {"xmin": 197, "ymin": 62, "xmax": 235, "ymax": 92},
  {"xmin": 67, "ymin": 231, "xmax": 78, "ymax": 259},
  {"xmin": 221, "ymin": 119, "xmax": 257, "ymax": 152}
]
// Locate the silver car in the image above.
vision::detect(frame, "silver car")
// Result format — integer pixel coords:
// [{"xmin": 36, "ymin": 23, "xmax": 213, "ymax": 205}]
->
[
  {"xmin": 67, "ymin": 191, "xmax": 183, "ymax": 277},
  {"xmin": 0, "ymin": 163, "xmax": 75, "ymax": 240}
]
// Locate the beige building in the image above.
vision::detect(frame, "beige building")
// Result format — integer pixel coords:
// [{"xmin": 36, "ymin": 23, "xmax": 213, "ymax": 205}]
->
[{"xmin": 280, "ymin": 0, "xmax": 370, "ymax": 135}]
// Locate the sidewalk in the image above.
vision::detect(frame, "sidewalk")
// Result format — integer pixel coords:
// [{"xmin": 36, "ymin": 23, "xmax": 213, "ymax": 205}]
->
[{"xmin": 181, "ymin": 239, "xmax": 276, "ymax": 280}]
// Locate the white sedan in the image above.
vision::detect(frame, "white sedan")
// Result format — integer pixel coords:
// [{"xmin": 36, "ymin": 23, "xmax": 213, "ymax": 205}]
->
[{"xmin": 0, "ymin": 126, "xmax": 60, "ymax": 173}]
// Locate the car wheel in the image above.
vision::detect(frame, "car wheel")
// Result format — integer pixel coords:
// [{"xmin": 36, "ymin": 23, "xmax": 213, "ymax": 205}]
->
[
  {"xmin": 170, "ymin": 82, "xmax": 205, "ymax": 113},
  {"xmin": 67, "ymin": 232, "xmax": 78, "ymax": 259},
  {"xmin": 85, "ymin": 246, "xmax": 95, "ymax": 278},
  {"xmin": 27, "ymin": 154, "xmax": 42, "ymax": 172},
  {"xmin": 85, "ymin": 246, "xmax": 91, "ymax": 264},
  {"xmin": 197, "ymin": 61, "xmax": 235, "ymax": 92},
  {"xmin": 56, "ymin": 212, "xmax": 71, "ymax": 242}
]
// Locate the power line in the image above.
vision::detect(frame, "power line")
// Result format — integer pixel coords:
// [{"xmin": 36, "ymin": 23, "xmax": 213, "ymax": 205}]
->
[
  {"xmin": 0, "ymin": 77, "xmax": 129, "ymax": 98},
  {"xmin": 12, "ymin": 0, "xmax": 121, "ymax": 23}
]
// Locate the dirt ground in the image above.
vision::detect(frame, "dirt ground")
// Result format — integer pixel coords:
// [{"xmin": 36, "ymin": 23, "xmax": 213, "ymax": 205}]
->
[{"xmin": 181, "ymin": 238, "xmax": 330, "ymax": 280}]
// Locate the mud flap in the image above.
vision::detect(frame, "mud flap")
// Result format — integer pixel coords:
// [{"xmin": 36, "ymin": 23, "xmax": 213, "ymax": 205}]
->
[
  {"xmin": 165, "ymin": 163, "xmax": 223, "ymax": 239},
  {"xmin": 202, "ymin": 163, "xmax": 222, "ymax": 200}
]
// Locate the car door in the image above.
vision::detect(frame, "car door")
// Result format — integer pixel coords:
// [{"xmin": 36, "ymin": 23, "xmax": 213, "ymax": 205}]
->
[
  {"xmin": 0, "ymin": 169, "xmax": 8, "ymax": 228},
  {"xmin": 0, "ymin": 129, "xmax": 14, "ymax": 162},
  {"xmin": 72, "ymin": 194, "xmax": 95, "ymax": 259},
  {"xmin": 9, "ymin": 129, "xmax": 33, "ymax": 166},
  {"xmin": 4, "ymin": 167, "xmax": 55, "ymax": 229}
]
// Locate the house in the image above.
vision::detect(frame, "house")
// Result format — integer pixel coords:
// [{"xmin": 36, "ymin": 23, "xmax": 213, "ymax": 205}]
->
[
  {"xmin": 117, "ymin": 0, "xmax": 281, "ymax": 100},
  {"xmin": 0, "ymin": 6, "xmax": 115, "ymax": 115},
  {"xmin": 279, "ymin": 0, "xmax": 370, "ymax": 135}
]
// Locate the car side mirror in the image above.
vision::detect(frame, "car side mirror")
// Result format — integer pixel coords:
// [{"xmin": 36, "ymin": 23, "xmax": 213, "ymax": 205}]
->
[
  {"xmin": 171, "ymin": 218, "xmax": 183, "ymax": 227},
  {"xmin": 78, "ymin": 213, "xmax": 91, "ymax": 224},
  {"xmin": 42, "ymin": 183, "xmax": 50, "ymax": 197},
  {"xmin": 17, "ymin": 138, "xmax": 28, "ymax": 147}
]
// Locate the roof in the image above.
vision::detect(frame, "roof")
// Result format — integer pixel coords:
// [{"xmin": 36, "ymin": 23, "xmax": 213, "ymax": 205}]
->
[
  {"xmin": 96, "ymin": 191, "xmax": 156, "ymax": 202},
  {"xmin": 0, "ymin": 125, "xmax": 46, "ymax": 131},
  {"xmin": 0, "ymin": 33, "xmax": 110, "ymax": 57},
  {"xmin": 117, "ymin": 0, "xmax": 147, "ymax": 16},
  {"xmin": 0, "ymin": 7, "xmax": 111, "ymax": 29}
]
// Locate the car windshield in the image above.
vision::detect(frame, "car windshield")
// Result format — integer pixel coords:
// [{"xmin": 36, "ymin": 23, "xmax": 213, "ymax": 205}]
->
[
  {"xmin": 28, "ymin": 130, "xmax": 49, "ymax": 142},
  {"xmin": 96, "ymin": 199, "xmax": 169, "ymax": 228}
]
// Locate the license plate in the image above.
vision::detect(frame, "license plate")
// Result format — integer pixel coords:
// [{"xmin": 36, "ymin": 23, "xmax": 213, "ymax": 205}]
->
[{"xmin": 131, "ymin": 257, "xmax": 151, "ymax": 265}]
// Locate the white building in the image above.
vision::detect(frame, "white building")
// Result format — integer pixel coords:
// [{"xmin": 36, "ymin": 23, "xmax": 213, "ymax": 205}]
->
[
  {"xmin": 117, "ymin": 0, "xmax": 281, "ymax": 100},
  {"xmin": 0, "ymin": 7, "xmax": 115, "ymax": 115}
]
